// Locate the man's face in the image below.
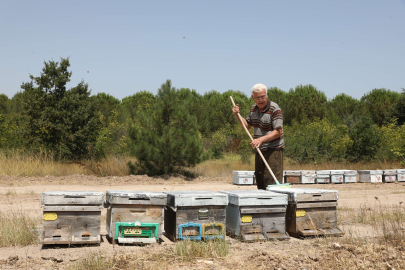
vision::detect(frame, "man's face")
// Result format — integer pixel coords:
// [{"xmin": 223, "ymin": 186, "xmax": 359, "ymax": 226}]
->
[{"xmin": 252, "ymin": 88, "xmax": 268, "ymax": 109}]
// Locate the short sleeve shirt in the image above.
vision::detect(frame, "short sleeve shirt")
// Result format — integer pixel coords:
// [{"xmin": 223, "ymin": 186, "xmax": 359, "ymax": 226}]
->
[{"xmin": 245, "ymin": 100, "xmax": 284, "ymax": 150}]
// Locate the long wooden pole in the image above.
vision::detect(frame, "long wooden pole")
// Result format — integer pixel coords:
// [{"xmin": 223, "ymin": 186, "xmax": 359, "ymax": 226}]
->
[{"xmin": 230, "ymin": 96, "xmax": 281, "ymax": 185}]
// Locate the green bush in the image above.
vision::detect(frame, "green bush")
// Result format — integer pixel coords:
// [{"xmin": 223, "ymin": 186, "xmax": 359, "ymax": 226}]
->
[
  {"xmin": 284, "ymin": 118, "xmax": 352, "ymax": 163},
  {"xmin": 347, "ymin": 117, "xmax": 382, "ymax": 161}
]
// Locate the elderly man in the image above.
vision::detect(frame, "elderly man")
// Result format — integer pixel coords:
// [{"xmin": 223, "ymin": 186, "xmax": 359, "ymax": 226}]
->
[{"xmin": 232, "ymin": 83, "xmax": 284, "ymax": 190}]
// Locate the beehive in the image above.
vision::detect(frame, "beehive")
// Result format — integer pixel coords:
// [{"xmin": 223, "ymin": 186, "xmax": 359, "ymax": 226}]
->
[
  {"xmin": 284, "ymin": 171, "xmax": 301, "ymax": 184},
  {"xmin": 383, "ymin": 170, "xmax": 397, "ymax": 183},
  {"xmin": 316, "ymin": 170, "xmax": 330, "ymax": 184},
  {"xmin": 343, "ymin": 170, "xmax": 357, "ymax": 183},
  {"xmin": 232, "ymin": 171, "xmax": 254, "ymax": 185},
  {"xmin": 301, "ymin": 171, "xmax": 316, "ymax": 184},
  {"xmin": 164, "ymin": 191, "xmax": 228, "ymax": 241},
  {"xmin": 219, "ymin": 190, "xmax": 289, "ymax": 242},
  {"xmin": 398, "ymin": 169, "xmax": 405, "ymax": 182},
  {"xmin": 104, "ymin": 190, "xmax": 166, "ymax": 244},
  {"xmin": 41, "ymin": 191, "xmax": 103, "ymax": 245},
  {"xmin": 266, "ymin": 187, "xmax": 343, "ymax": 238},
  {"xmin": 358, "ymin": 170, "xmax": 383, "ymax": 183},
  {"xmin": 330, "ymin": 170, "xmax": 344, "ymax": 184}
]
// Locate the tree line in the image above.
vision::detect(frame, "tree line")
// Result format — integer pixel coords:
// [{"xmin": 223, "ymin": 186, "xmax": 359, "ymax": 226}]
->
[{"xmin": 0, "ymin": 58, "xmax": 404, "ymax": 175}]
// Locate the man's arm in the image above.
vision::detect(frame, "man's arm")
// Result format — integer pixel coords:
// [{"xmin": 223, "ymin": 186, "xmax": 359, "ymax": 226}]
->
[
  {"xmin": 250, "ymin": 127, "xmax": 282, "ymax": 148},
  {"xmin": 232, "ymin": 105, "xmax": 252, "ymax": 130}
]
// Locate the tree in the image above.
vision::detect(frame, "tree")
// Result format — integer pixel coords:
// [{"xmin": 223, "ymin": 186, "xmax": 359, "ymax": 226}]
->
[
  {"xmin": 20, "ymin": 57, "xmax": 101, "ymax": 160},
  {"xmin": 129, "ymin": 80, "xmax": 203, "ymax": 175},
  {"xmin": 94, "ymin": 92, "xmax": 121, "ymax": 123},
  {"xmin": 361, "ymin": 88, "xmax": 400, "ymax": 126},
  {"xmin": 347, "ymin": 117, "xmax": 381, "ymax": 161},
  {"xmin": 121, "ymin": 91, "xmax": 155, "ymax": 120},
  {"xmin": 0, "ymin": 94, "xmax": 8, "ymax": 114},
  {"xmin": 390, "ymin": 88, "xmax": 405, "ymax": 125},
  {"xmin": 283, "ymin": 84, "xmax": 327, "ymax": 125}
]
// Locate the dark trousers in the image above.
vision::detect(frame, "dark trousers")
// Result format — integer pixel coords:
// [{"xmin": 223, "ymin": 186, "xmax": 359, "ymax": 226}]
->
[{"xmin": 255, "ymin": 148, "xmax": 284, "ymax": 190}]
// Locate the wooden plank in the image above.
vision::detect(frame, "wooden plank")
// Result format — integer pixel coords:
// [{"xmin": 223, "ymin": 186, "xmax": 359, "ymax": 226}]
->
[
  {"xmin": 42, "ymin": 193, "xmax": 103, "ymax": 205},
  {"xmin": 43, "ymin": 206, "xmax": 103, "ymax": 212},
  {"xmin": 296, "ymin": 193, "xmax": 338, "ymax": 202},
  {"xmin": 240, "ymin": 207, "xmax": 286, "ymax": 214},
  {"xmin": 296, "ymin": 202, "xmax": 338, "ymax": 209}
]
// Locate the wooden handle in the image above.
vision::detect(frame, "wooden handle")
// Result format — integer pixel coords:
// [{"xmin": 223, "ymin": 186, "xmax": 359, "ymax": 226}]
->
[{"xmin": 230, "ymin": 96, "xmax": 280, "ymax": 185}]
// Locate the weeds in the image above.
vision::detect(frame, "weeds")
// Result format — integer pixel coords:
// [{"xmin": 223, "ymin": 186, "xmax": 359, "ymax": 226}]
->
[
  {"xmin": 0, "ymin": 209, "xmax": 39, "ymax": 247},
  {"xmin": 172, "ymin": 239, "xmax": 230, "ymax": 259}
]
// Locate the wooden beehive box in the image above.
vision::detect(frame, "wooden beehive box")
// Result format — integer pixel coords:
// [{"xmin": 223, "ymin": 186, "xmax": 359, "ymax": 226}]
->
[
  {"xmin": 41, "ymin": 191, "xmax": 103, "ymax": 245},
  {"xmin": 164, "ymin": 191, "xmax": 228, "ymax": 241},
  {"xmin": 266, "ymin": 187, "xmax": 343, "ymax": 238},
  {"xmin": 343, "ymin": 170, "xmax": 357, "ymax": 183},
  {"xmin": 398, "ymin": 169, "xmax": 405, "ymax": 182},
  {"xmin": 105, "ymin": 190, "xmax": 167, "ymax": 244},
  {"xmin": 316, "ymin": 170, "xmax": 330, "ymax": 184},
  {"xmin": 284, "ymin": 171, "xmax": 301, "ymax": 184},
  {"xmin": 219, "ymin": 190, "xmax": 289, "ymax": 242},
  {"xmin": 383, "ymin": 170, "xmax": 397, "ymax": 183},
  {"xmin": 330, "ymin": 170, "xmax": 344, "ymax": 184},
  {"xmin": 301, "ymin": 171, "xmax": 316, "ymax": 184},
  {"xmin": 358, "ymin": 170, "xmax": 383, "ymax": 183}
]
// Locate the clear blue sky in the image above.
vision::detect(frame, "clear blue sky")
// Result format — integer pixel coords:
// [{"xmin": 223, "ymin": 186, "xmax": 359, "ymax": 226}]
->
[{"xmin": 1, "ymin": 0, "xmax": 404, "ymax": 100}]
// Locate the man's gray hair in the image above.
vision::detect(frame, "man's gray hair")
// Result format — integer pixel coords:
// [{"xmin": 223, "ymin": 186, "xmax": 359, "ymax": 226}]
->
[{"xmin": 251, "ymin": 83, "xmax": 267, "ymax": 95}]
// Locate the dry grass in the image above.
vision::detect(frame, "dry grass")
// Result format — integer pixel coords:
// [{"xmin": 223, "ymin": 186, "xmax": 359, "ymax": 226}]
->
[
  {"xmin": 0, "ymin": 209, "xmax": 39, "ymax": 247},
  {"xmin": 172, "ymin": 239, "xmax": 230, "ymax": 259},
  {"xmin": 0, "ymin": 150, "xmax": 403, "ymax": 178}
]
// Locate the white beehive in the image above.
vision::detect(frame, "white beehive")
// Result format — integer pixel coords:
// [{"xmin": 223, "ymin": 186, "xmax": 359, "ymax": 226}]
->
[
  {"xmin": 105, "ymin": 190, "xmax": 167, "ymax": 244},
  {"xmin": 266, "ymin": 187, "xmax": 343, "ymax": 238},
  {"xmin": 330, "ymin": 170, "xmax": 345, "ymax": 184},
  {"xmin": 383, "ymin": 170, "xmax": 397, "ymax": 183},
  {"xmin": 41, "ymin": 191, "xmax": 104, "ymax": 245},
  {"xmin": 232, "ymin": 171, "xmax": 254, "ymax": 185},
  {"xmin": 316, "ymin": 170, "xmax": 330, "ymax": 184},
  {"xmin": 219, "ymin": 190, "xmax": 289, "ymax": 242},
  {"xmin": 301, "ymin": 170, "xmax": 316, "ymax": 184},
  {"xmin": 397, "ymin": 169, "xmax": 405, "ymax": 182},
  {"xmin": 284, "ymin": 170, "xmax": 301, "ymax": 184},
  {"xmin": 164, "ymin": 191, "xmax": 228, "ymax": 241},
  {"xmin": 343, "ymin": 170, "xmax": 357, "ymax": 183},
  {"xmin": 358, "ymin": 170, "xmax": 383, "ymax": 183}
]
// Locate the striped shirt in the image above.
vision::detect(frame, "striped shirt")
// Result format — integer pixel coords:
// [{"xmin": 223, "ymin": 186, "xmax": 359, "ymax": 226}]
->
[{"xmin": 245, "ymin": 100, "xmax": 284, "ymax": 150}]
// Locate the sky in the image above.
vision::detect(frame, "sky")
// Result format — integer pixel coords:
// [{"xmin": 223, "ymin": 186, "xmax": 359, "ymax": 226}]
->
[{"xmin": 1, "ymin": 0, "xmax": 404, "ymax": 101}]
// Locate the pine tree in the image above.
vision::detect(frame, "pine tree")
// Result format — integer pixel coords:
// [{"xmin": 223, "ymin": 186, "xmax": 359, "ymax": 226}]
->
[{"xmin": 129, "ymin": 80, "xmax": 203, "ymax": 175}]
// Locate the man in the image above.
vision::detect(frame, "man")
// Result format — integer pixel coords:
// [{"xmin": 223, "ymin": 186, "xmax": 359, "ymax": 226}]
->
[{"xmin": 232, "ymin": 83, "xmax": 284, "ymax": 190}]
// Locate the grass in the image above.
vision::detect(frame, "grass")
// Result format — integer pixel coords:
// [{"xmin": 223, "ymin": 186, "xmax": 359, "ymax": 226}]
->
[
  {"xmin": 0, "ymin": 150, "xmax": 403, "ymax": 177},
  {"xmin": 172, "ymin": 239, "xmax": 231, "ymax": 259},
  {"xmin": 0, "ymin": 209, "xmax": 39, "ymax": 247}
]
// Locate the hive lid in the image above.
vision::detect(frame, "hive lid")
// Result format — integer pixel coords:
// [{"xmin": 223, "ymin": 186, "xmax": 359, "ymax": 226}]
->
[
  {"xmin": 358, "ymin": 170, "xmax": 383, "ymax": 175},
  {"xmin": 397, "ymin": 169, "xmax": 405, "ymax": 173},
  {"xmin": 232, "ymin": 171, "xmax": 254, "ymax": 175},
  {"xmin": 41, "ymin": 191, "xmax": 104, "ymax": 206},
  {"xmin": 301, "ymin": 170, "xmax": 316, "ymax": 175},
  {"xmin": 284, "ymin": 170, "xmax": 301, "ymax": 175},
  {"xmin": 342, "ymin": 170, "xmax": 357, "ymax": 175},
  {"xmin": 383, "ymin": 170, "xmax": 397, "ymax": 175},
  {"xmin": 106, "ymin": 190, "xmax": 167, "ymax": 205},
  {"xmin": 164, "ymin": 191, "xmax": 228, "ymax": 207},
  {"xmin": 316, "ymin": 170, "xmax": 330, "ymax": 174},
  {"xmin": 219, "ymin": 190, "xmax": 288, "ymax": 206},
  {"xmin": 330, "ymin": 170, "xmax": 345, "ymax": 175},
  {"xmin": 266, "ymin": 187, "xmax": 338, "ymax": 203}
]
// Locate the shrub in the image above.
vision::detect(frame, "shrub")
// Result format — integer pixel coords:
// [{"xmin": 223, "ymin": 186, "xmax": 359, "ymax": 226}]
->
[
  {"xmin": 284, "ymin": 118, "xmax": 352, "ymax": 163},
  {"xmin": 347, "ymin": 117, "xmax": 381, "ymax": 161}
]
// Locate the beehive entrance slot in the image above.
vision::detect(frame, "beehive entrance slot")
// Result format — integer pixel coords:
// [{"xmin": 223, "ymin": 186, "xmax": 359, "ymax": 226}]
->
[
  {"xmin": 129, "ymin": 198, "xmax": 150, "ymax": 201},
  {"xmin": 64, "ymin": 196, "xmax": 85, "ymax": 198},
  {"xmin": 312, "ymin": 195, "xmax": 321, "ymax": 197}
]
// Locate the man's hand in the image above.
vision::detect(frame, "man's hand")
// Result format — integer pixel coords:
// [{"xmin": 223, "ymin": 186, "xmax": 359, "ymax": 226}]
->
[
  {"xmin": 232, "ymin": 104, "xmax": 240, "ymax": 115},
  {"xmin": 250, "ymin": 138, "xmax": 263, "ymax": 149}
]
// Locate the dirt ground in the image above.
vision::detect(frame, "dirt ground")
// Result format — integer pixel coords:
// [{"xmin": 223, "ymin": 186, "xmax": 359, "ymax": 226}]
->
[{"xmin": 1, "ymin": 174, "xmax": 405, "ymax": 269}]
